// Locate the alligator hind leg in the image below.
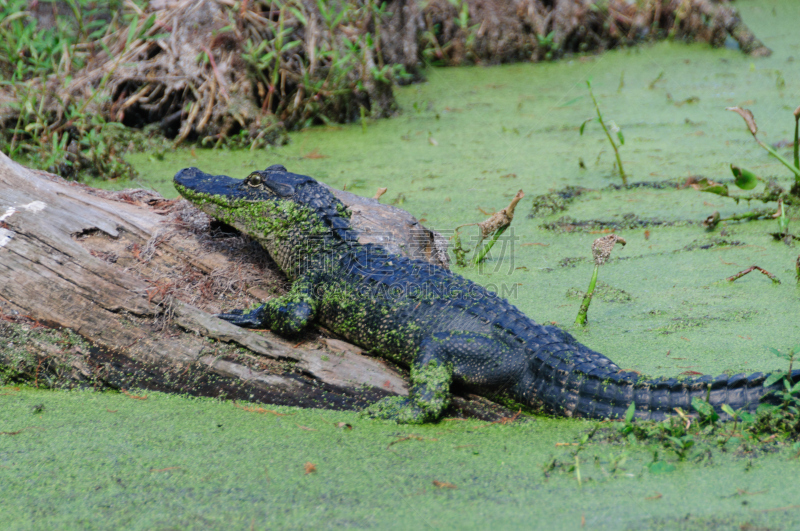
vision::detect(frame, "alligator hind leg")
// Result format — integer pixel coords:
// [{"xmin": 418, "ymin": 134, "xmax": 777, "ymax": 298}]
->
[
  {"xmin": 365, "ymin": 359, "xmax": 453, "ymax": 424},
  {"xmin": 365, "ymin": 331, "xmax": 509, "ymax": 423},
  {"xmin": 217, "ymin": 274, "xmax": 318, "ymax": 336}
]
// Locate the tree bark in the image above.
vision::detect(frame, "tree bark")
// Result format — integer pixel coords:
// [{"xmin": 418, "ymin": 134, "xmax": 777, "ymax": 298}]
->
[{"xmin": 0, "ymin": 153, "xmax": 512, "ymax": 421}]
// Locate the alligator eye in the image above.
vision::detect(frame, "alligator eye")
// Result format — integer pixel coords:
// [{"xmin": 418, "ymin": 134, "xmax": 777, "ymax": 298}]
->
[{"xmin": 247, "ymin": 173, "xmax": 263, "ymax": 187}]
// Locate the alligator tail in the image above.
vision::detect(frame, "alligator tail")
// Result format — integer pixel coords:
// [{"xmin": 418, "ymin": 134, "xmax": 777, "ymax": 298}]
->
[{"xmin": 525, "ymin": 336, "xmax": 800, "ymax": 421}]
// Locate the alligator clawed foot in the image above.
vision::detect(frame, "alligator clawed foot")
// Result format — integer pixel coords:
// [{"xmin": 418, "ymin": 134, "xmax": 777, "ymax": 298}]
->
[
  {"xmin": 216, "ymin": 304, "xmax": 267, "ymax": 328},
  {"xmin": 362, "ymin": 396, "xmax": 430, "ymax": 424}
]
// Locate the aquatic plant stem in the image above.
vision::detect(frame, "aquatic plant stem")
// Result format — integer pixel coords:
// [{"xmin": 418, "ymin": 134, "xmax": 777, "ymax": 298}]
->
[
  {"xmin": 575, "ymin": 264, "xmax": 599, "ymax": 325},
  {"xmin": 755, "ymin": 138, "xmax": 800, "ymax": 181},
  {"xmin": 473, "ymin": 225, "xmax": 507, "ymax": 265},
  {"xmin": 587, "ymin": 81, "xmax": 627, "ymax": 186}
]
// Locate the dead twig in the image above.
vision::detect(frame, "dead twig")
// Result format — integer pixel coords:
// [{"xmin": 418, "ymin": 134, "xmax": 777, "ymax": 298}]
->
[{"xmin": 726, "ymin": 265, "xmax": 780, "ymax": 285}]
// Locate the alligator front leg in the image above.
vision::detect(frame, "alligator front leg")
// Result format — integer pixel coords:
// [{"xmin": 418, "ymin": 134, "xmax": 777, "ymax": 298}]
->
[
  {"xmin": 217, "ymin": 275, "xmax": 318, "ymax": 336},
  {"xmin": 364, "ymin": 334, "xmax": 458, "ymax": 424}
]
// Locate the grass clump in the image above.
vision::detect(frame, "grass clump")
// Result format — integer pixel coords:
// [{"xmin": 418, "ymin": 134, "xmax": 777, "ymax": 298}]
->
[
  {"xmin": 0, "ymin": 0, "xmax": 407, "ymax": 180},
  {"xmin": 0, "ymin": 0, "xmax": 141, "ymax": 180}
]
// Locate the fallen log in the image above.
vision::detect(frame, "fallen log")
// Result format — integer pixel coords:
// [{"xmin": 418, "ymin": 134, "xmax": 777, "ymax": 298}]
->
[{"xmin": 0, "ymin": 154, "xmax": 512, "ymax": 420}]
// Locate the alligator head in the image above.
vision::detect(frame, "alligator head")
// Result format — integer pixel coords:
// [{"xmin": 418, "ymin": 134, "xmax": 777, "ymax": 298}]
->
[{"xmin": 174, "ymin": 165, "xmax": 354, "ymax": 277}]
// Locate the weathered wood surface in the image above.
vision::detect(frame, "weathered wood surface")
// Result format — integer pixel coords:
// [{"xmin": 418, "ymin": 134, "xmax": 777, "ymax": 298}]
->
[{"xmin": 0, "ymin": 153, "xmax": 512, "ymax": 420}]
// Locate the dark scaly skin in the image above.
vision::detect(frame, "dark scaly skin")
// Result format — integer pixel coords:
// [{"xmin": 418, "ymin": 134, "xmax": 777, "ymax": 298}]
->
[{"xmin": 174, "ymin": 165, "xmax": 799, "ymax": 423}]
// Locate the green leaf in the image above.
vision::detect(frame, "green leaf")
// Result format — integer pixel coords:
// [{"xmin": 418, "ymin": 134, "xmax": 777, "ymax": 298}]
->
[
  {"xmin": 617, "ymin": 130, "xmax": 625, "ymax": 146},
  {"xmin": 289, "ymin": 7, "xmax": 308, "ymax": 26},
  {"xmin": 730, "ymin": 164, "xmax": 758, "ymax": 190},
  {"xmin": 88, "ymin": 28, "xmax": 108, "ymax": 39},
  {"xmin": 690, "ymin": 178, "xmax": 729, "ymax": 197},
  {"xmin": 790, "ymin": 382, "xmax": 800, "ymax": 394},
  {"xmin": 136, "ymin": 13, "xmax": 156, "ymax": 40},
  {"xmin": 624, "ymin": 402, "xmax": 635, "ymax": 424},
  {"xmin": 126, "ymin": 20, "xmax": 138, "ymax": 47},
  {"xmin": 283, "ymin": 40, "xmax": 302, "ymax": 53},
  {"xmin": 691, "ymin": 397, "xmax": 714, "ymax": 417},
  {"xmin": 764, "ymin": 372, "xmax": 784, "ymax": 388},
  {"xmin": 739, "ymin": 411, "xmax": 755, "ymax": 423},
  {"xmin": 721, "ymin": 404, "xmax": 735, "ymax": 418},
  {"xmin": 579, "ymin": 119, "xmax": 593, "ymax": 136}
]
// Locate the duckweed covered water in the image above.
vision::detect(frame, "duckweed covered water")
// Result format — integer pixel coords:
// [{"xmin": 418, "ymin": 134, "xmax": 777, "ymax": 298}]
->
[{"xmin": 3, "ymin": 387, "xmax": 800, "ymax": 530}]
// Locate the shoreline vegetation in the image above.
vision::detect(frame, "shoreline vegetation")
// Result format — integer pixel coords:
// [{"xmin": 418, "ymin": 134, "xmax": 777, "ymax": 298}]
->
[{"xmin": 0, "ymin": 0, "xmax": 770, "ymax": 180}]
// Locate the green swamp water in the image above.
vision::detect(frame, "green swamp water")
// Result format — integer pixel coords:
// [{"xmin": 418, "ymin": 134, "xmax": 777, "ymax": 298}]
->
[
  {"xmin": 4, "ymin": 0, "xmax": 800, "ymax": 528},
  {"xmin": 2, "ymin": 387, "xmax": 800, "ymax": 530}
]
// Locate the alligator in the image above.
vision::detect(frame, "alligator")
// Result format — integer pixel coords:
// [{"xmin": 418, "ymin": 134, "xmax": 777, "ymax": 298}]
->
[{"xmin": 174, "ymin": 165, "xmax": 799, "ymax": 423}]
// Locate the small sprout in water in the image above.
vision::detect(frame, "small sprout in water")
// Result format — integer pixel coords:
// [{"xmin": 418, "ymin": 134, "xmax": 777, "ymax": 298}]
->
[
  {"xmin": 581, "ymin": 80, "xmax": 627, "ymax": 186},
  {"xmin": 575, "ymin": 235, "xmax": 626, "ymax": 325},
  {"xmin": 726, "ymin": 106, "xmax": 800, "ymax": 183},
  {"xmin": 697, "ymin": 105, "xmax": 800, "ymax": 225}
]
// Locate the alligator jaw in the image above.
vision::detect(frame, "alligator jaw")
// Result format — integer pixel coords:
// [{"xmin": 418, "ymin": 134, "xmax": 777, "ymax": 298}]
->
[{"xmin": 173, "ymin": 167, "xmax": 245, "ymax": 203}]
